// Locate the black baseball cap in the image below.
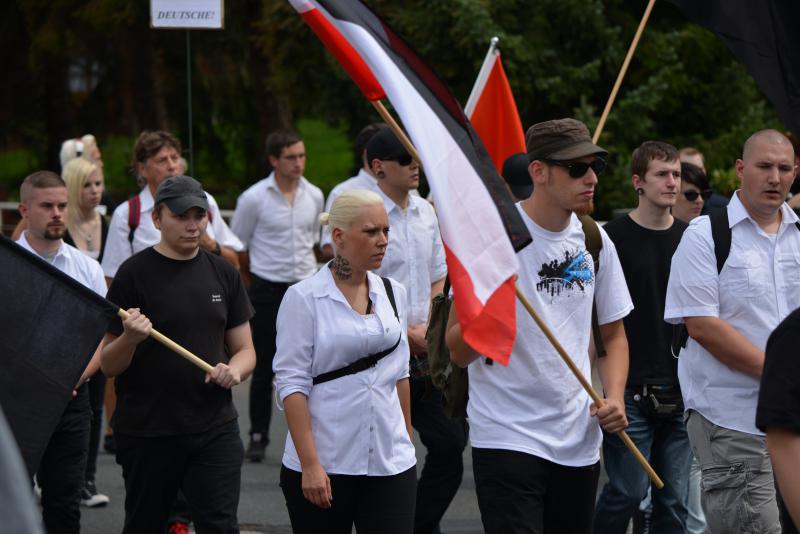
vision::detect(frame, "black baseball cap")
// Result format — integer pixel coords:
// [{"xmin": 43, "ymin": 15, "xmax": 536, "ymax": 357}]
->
[
  {"xmin": 366, "ymin": 126, "xmax": 409, "ymax": 163},
  {"xmin": 154, "ymin": 175, "xmax": 209, "ymax": 215},
  {"xmin": 502, "ymin": 153, "xmax": 533, "ymax": 200}
]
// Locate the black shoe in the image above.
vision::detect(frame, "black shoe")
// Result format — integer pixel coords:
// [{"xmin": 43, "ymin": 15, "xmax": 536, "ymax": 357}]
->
[
  {"xmin": 246, "ymin": 432, "xmax": 267, "ymax": 462},
  {"xmin": 103, "ymin": 434, "xmax": 116, "ymax": 454}
]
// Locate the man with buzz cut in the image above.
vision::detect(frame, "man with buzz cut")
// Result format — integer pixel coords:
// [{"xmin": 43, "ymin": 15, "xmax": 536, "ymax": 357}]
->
[
  {"xmin": 594, "ymin": 141, "xmax": 691, "ymax": 533},
  {"xmin": 231, "ymin": 129, "xmax": 324, "ymax": 462},
  {"xmin": 16, "ymin": 170, "xmax": 107, "ymax": 534},
  {"xmin": 666, "ymin": 129, "xmax": 800, "ymax": 533},
  {"xmin": 447, "ymin": 118, "xmax": 633, "ymax": 534}
]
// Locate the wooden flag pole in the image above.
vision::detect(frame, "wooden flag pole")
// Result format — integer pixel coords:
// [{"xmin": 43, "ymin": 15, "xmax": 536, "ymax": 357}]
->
[
  {"xmin": 593, "ymin": 0, "xmax": 657, "ymax": 144},
  {"xmin": 117, "ymin": 309, "xmax": 214, "ymax": 374},
  {"xmin": 515, "ymin": 286, "xmax": 665, "ymax": 489},
  {"xmin": 370, "ymin": 100, "xmax": 423, "ymax": 168}
]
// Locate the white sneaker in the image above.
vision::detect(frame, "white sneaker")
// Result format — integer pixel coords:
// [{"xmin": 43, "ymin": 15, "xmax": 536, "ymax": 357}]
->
[{"xmin": 80, "ymin": 481, "xmax": 110, "ymax": 508}]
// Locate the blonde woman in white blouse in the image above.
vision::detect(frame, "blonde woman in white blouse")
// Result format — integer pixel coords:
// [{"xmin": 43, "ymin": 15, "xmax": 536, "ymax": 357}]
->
[{"xmin": 273, "ymin": 188, "xmax": 416, "ymax": 534}]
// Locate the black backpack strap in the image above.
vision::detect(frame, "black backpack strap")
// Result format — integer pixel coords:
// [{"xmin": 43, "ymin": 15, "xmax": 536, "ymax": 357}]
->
[
  {"xmin": 709, "ymin": 208, "xmax": 731, "ymax": 274},
  {"xmin": 313, "ymin": 277, "xmax": 401, "ymax": 385},
  {"xmin": 127, "ymin": 196, "xmax": 141, "ymax": 250},
  {"xmin": 579, "ymin": 215, "xmax": 606, "ymax": 357}
]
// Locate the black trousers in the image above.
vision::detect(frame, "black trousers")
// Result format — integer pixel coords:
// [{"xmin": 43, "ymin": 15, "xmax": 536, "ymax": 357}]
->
[
  {"xmin": 280, "ymin": 465, "xmax": 417, "ymax": 534},
  {"xmin": 472, "ymin": 447, "xmax": 600, "ymax": 534},
  {"xmin": 38, "ymin": 385, "xmax": 90, "ymax": 534},
  {"xmin": 85, "ymin": 374, "xmax": 105, "ymax": 482},
  {"xmin": 115, "ymin": 419, "xmax": 244, "ymax": 534},
  {"xmin": 410, "ymin": 377, "xmax": 467, "ymax": 534},
  {"xmin": 248, "ymin": 275, "xmax": 291, "ymax": 439}
]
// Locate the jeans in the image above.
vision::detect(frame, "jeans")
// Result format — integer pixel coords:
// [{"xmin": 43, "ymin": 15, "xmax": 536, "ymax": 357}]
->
[
  {"xmin": 248, "ymin": 276, "xmax": 290, "ymax": 439},
  {"xmin": 685, "ymin": 457, "xmax": 706, "ymax": 534},
  {"xmin": 473, "ymin": 447, "xmax": 599, "ymax": 534},
  {"xmin": 410, "ymin": 377, "xmax": 467, "ymax": 534},
  {"xmin": 593, "ymin": 388, "xmax": 692, "ymax": 534},
  {"xmin": 686, "ymin": 409, "xmax": 780, "ymax": 534},
  {"xmin": 85, "ymin": 374, "xmax": 105, "ymax": 483}
]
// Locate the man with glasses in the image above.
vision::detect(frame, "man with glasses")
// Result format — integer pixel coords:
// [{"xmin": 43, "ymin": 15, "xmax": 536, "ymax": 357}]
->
[
  {"xmin": 447, "ymin": 118, "xmax": 633, "ymax": 534},
  {"xmin": 594, "ymin": 141, "xmax": 691, "ymax": 533},
  {"xmin": 666, "ymin": 129, "xmax": 800, "ymax": 533},
  {"xmin": 366, "ymin": 127, "xmax": 459, "ymax": 534},
  {"xmin": 231, "ymin": 130, "xmax": 324, "ymax": 462}
]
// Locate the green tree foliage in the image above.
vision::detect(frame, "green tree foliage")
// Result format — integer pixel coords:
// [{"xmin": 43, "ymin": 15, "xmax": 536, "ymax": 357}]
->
[{"xmin": 0, "ymin": 0, "xmax": 783, "ymax": 216}]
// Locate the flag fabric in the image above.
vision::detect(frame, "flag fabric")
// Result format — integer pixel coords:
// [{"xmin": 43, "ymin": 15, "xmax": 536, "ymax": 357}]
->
[
  {"xmin": 465, "ymin": 39, "xmax": 527, "ymax": 174},
  {"xmin": 0, "ymin": 235, "xmax": 117, "ymax": 476},
  {"xmin": 668, "ymin": 0, "xmax": 800, "ymax": 134},
  {"xmin": 287, "ymin": 0, "xmax": 532, "ymax": 364}
]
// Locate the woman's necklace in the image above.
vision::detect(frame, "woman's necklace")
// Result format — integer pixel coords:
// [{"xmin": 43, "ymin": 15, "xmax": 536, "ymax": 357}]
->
[{"xmin": 74, "ymin": 212, "xmax": 99, "ymax": 251}]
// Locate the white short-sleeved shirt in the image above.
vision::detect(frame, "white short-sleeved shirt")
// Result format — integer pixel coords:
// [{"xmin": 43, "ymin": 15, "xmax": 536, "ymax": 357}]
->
[
  {"xmin": 468, "ymin": 206, "xmax": 633, "ymax": 467},
  {"xmin": 231, "ymin": 173, "xmax": 324, "ymax": 282},
  {"xmin": 665, "ymin": 192, "xmax": 800, "ymax": 435},
  {"xmin": 17, "ymin": 233, "xmax": 107, "ymax": 297},
  {"xmin": 320, "ymin": 169, "xmax": 378, "ymax": 250},
  {"xmin": 101, "ymin": 187, "xmax": 243, "ymax": 278},
  {"xmin": 372, "ymin": 190, "xmax": 447, "ymax": 326},
  {"xmin": 273, "ymin": 267, "xmax": 415, "ymax": 476}
]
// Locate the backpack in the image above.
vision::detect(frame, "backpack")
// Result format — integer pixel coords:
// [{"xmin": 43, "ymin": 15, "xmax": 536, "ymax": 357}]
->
[
  {"xmin": 427, "ymin": 214, "xmax": 605, "ymax": 418},
  {"xmin": 127, "ymin": 194, "xmax": 214, "ymax": 249},
  {"xmin": 672, "ymin": 208, "xmax": 800, "ymax": 353}
]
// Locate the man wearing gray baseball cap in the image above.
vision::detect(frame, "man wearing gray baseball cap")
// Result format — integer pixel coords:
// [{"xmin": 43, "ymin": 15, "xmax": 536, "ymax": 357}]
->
[
  {"xmin": 101, "ymin": 175, "xmax": 256, "ymax": 532},
  {"xmin": 448, "ymin": 118, "xmax": 632, "ymax": 533}
]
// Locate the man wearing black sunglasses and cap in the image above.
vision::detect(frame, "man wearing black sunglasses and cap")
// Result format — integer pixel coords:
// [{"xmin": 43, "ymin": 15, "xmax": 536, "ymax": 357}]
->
[
  {"xmin": 594, "ymin": 141, "xmax": 691, "ymax": 533},
  {"xmin": 366, "ymin": 127, "xmax": 460, "ymax": 534},
  {"xmin": 447, "ymin": 118, "xmax": 633, "ymax": 534}
]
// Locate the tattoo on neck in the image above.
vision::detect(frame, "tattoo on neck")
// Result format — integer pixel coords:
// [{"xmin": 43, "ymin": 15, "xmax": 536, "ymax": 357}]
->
[{"xmin": 331, "ymin": 255, "xmax": 352, "ymax": 280}]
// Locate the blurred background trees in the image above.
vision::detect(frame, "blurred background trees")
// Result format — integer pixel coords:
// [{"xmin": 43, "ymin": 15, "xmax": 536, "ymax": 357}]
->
[{"xmin": 0, "ymin": 0, "xmax": 781, "ymax": 217}]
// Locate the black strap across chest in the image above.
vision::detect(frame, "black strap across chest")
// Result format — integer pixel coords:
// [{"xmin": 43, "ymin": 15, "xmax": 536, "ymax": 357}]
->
[
  {"xmin": 710, "ymin": 208, "xmax": 800, "ymax": 273},
  {"xmin": 312, "ymin": 277, "xmax": 401, "ymax": 385}
]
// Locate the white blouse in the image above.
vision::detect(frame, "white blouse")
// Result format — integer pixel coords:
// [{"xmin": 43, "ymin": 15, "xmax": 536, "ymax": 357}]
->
[{"xmin": 273, "ymin": 267, "xmax": 416, "ymax": 476}]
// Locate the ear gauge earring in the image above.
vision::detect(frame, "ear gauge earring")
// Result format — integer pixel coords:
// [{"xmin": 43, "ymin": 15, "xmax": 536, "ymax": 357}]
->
[
  {"xmin": 377, "ymin": 171, "xmax": 385, "ymax": 179},
  {"xmin": 637, "ymin": 188, "xmax": 645, "ymax": 196}
]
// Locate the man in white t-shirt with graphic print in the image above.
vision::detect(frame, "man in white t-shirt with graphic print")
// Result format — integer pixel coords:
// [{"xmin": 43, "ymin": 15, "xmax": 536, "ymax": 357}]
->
[{"xmin": 446, "ymin": 118, "xmax": 633, "ymax": 534}]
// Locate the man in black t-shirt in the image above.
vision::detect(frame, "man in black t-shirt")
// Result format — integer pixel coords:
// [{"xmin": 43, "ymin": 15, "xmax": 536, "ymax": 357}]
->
[
  {"xmin": 101, "ymin": 176, "xmax": 256, "ymax": 533},
  {"xmin": 757, "ymin": 308, "xmax": 800, "ymax": 531},
  {"xmin": 594, "ymin": 141, "xmax": 691, "ymax": 533}
]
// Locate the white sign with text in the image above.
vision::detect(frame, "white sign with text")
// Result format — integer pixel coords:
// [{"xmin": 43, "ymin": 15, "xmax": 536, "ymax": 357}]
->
[{"xmin": 150, "ymin": 0, "xmax": 224, "ymax": 29}]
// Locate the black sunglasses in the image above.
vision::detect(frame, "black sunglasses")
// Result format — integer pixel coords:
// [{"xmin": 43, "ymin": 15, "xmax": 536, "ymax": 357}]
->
[
  {"xmin": 544, "ymin": 158, "xmax": 606, "ymax": 178},
  {"xmin": 683, "ymin": 189, "xmax": 712, "ymax": 202},
  {"xmin": 384, "ymin": 154, "xmax": 414, "ymax": 166}
]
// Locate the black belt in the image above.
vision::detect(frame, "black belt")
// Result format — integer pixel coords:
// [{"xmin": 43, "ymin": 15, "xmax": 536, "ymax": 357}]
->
[
  {"xmin": 250, "ymin": 274, "xmax": 296, "ymax": 289},
  {"xmin": 627, "ymin": 384, "xmax": 680, "ymax": 396}
]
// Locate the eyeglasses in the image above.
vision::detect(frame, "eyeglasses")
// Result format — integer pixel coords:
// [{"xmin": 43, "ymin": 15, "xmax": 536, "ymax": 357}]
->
[
  {"xmin": 384, "ymin": 154, "xmax": 414, "ymax": 166},
  {"xmin": 544, "ymin": 158, "xmax": 606, "ymax": 178},
  {"xmin": 683, "ymin": 189, "xmax": 712, "ymax": 201}
]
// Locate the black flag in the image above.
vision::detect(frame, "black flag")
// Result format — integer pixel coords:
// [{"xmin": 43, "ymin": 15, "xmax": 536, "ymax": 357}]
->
[
  {"xmin": 667, "ymin": 0, "xmax": 800, "ymax": 134},
  {"xmin": 0, "ymin": 235, "xmax": 117, "ymax": 476}
]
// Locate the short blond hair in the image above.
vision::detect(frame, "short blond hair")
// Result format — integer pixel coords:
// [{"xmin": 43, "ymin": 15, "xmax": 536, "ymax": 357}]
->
[
  {"xmin": 62, "ymin": 158, "xmax": 100, "ymax": 226},
  {"xmin": 320, "ymin": 189, "xmax": 383, "ymax": 236}
]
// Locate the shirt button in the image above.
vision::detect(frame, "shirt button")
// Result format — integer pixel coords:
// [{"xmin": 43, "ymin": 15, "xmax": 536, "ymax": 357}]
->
[
  {"xmin": 369, "ymin": 448, "xmax": 373, "ymax": 453},
  {"xmin": 369, "ymin": 426, "xmax": 374, "ymax": 432}
]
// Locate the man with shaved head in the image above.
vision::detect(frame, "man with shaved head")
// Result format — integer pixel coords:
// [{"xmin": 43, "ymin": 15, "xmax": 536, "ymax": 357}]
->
[{"xmin": 665, "ymin": 129, "xmax": 800, "ymax": 533}]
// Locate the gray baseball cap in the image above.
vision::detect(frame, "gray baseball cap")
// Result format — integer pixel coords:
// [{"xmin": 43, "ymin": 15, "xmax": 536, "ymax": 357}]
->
[
  {"xmin": 154, "ymin": 175, "xmax": 209, "ymax": 215},
  {"xmin": 525, "ymin": 118, "xmax": 608, "ymax": 161}
]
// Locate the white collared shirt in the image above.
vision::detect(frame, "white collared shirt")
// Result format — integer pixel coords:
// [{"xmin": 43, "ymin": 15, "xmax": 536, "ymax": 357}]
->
[
  {"xmin": 273, "ymin": 267, "xmax": 416, "ymax": 476},
  {"xmin": 101, "ymin": 187, "xmax": 244, "ymax": 278},
  {"xmin": 17, "ymin": 233, "xmax": 106, "ymax": 297},
  {"xmin": 231, "ymin": 173, "xmax": 324, "ymax": 282},
  {"xmin": 665, "ymin": 192, "xmax": 800, "ymax": 435},
  {"xmin": 372, "ymin": 190, "xmax": 447, "ymax": 326},
  {"xmin": 320, "ymin": 169, "xmax": 379, "ymax": 250}
]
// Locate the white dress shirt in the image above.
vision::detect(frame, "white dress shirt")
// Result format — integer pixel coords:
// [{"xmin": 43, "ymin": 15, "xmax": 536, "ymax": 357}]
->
[
  {"xmin": 372, "ymin": 190, "xmax": 447, "ymax": 326},
  {"xmin": 17, "ymin": 233, "xmax": 106, "ymax": 297},
  {"xmin": 273, "ymin": 267, "xmax": 416, "ymax": 476},
  {"xmin": 320, "ymin": 169, "xmax": 378, "ymax": 250},
  {"xmin": 665, "ymin": 192, "xmax": 800, "ymax": 435},
  {"xmin": 101, "ymin": 187, "xmax": 243, "ymax": 278},
  {"xmin": 231, "ymin": 173, "xmax": 324, "ymax": 282}
]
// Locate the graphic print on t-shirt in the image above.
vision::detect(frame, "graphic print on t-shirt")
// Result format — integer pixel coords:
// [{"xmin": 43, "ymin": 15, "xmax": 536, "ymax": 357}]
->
[{"xmin": 536, "ymin": 247, "xmax": 594, "ymax": 298}]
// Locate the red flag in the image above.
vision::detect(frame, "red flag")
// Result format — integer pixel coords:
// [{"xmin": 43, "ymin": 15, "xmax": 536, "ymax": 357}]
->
[
  {"xmin": 287, "ymin": 0, "xmax": 532, "ymax": 364},
  {"xmin": 290, "ymin": 0, "xmax": 385, "ymax": 101},
  {"xmin": 465, "ymin": 39, "xmax": 526, "ymax": 174}
]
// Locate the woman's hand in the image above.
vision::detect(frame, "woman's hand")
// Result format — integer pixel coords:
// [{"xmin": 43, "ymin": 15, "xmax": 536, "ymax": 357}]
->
[{"xmin": 302, "ymin": 462, "xmax": 332, "ymax": 508}]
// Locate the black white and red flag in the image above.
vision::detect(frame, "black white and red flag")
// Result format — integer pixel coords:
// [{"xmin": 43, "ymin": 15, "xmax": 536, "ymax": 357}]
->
[
  {"xmin": 668, "ymin": 0, "xmax": 800, "ymax": 134},
  {"xmin": 289, "ymin": 0, "xmax": 531, "ymax": 364}
]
